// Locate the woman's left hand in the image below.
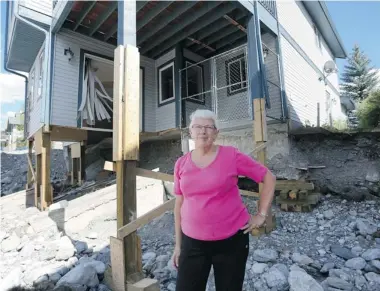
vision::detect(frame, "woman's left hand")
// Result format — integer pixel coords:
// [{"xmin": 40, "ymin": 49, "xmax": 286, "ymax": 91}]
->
[{"xmin": 241, "ymin": 214, "xmax": 266, "ymax": 234}]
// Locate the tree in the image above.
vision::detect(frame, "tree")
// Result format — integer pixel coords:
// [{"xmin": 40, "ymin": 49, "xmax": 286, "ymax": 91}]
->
[
  {"xmin": 340, "ymin": 44, "xmax": 379, "ymax": 101},
  {"xmin": 357, "ymin": 90, "xmax": 380, "ymax": 128}
]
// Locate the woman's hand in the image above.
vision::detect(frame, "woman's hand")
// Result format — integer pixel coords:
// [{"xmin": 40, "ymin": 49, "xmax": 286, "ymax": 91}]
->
[
  {"xmin": 240, "ymin": 214, "xmax": 266, "ymax": 234},
  {"xmin": 172, "ymin": 245, "xmax": 181, "ymax": 269}
]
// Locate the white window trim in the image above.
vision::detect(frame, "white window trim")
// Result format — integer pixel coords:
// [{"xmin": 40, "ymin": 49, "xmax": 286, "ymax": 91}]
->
[
  {"xmin": 227, "ymin": 56, "xmax": 247, "ymax": 94},
  {"xmin": 37, "ymin": 49, "xmax": 44, "ymax": 100},
  {"xmin": 28, "ymin": 67, "xmax": 35, "ymax": 111},
  {"xmin": 185, "ymin": 61, "xmax": 204, "ymax": 102},
  {"xmin": 158, "ymin": 61, "xmax": 175, "ymax": 105}
]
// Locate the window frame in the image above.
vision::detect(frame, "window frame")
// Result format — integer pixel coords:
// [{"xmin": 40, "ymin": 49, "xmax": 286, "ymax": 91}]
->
[
  {"xmin": 157, "ymin": 60, "xmax": 175, "ymax": 106},
  {"xmin": 184, "ymin": 59, "xmax": 205, "ymax": 105},
  {"xmin": 28, "ymin": 66, "xmax": 35, "ymax": 111},
  {"xmin": 225, "ymin": 54, "xmax": 248, "ymax": 96},
  {"xmin": 37, "ymin": 49, "xmax": 45, "ymax": 100}
]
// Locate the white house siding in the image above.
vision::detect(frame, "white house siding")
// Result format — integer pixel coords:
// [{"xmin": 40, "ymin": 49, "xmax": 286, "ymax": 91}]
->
[
  {"xmin": 27, "ymin": 45, "xmax": 45, "ymax": 138},
  {"xmin": 277, "ymin": 0, "xmax": 341, "ymax": 126},
  {"xmin": 18, "ymin": 0, "xmax": 52, "ymax": 17},
  {"xmin": 182, "ymin": 48, "xmax": 213, "ymax": 127},
  {"xmin": 155, "ymin": 49, "xmax": 176, "ymax": 132},
  {"xmin": 51, "ymin": 30, "xmax": 115, "ymax": 128},
  {"xmin": 141, "ymin": 56, "xmax": 156, "ymax": 132},
  {"xmin": 281, "ymin": 36, "xmax": 325, "ymax": 126}
]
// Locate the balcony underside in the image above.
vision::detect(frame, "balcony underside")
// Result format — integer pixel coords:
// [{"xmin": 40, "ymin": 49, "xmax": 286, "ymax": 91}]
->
[
  {"xmin": 7, "ymin": 19, "xmax": 46, "ymax": 72},
  {"xmin": 61, "ymin": 0, "xmax": 251, "ymax": 60}
]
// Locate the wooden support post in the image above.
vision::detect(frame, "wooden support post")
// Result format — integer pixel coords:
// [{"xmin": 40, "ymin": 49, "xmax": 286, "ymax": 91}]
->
[
  {"xmin": 35, "ymin": 154, "xmax": 41, "ymax": 209},
  {"xmin": 26, "ymin": 140, "xmax": 34, "ymax": 190},
  {"xmin": 41, "ymin": 132, "xmax": 52, "ymax": 210},
  {"xmin": 248, "ymin": 6, "xmax": 275, "ymax": 235}
]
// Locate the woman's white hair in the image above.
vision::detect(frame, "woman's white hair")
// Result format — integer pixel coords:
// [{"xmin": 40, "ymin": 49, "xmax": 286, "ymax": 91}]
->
[{"xmin": 189, "ymin": 109, "xmax": 218, "ymax": 129}]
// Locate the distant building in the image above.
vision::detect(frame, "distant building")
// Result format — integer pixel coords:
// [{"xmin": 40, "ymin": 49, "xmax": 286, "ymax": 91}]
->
[{"xmin": 5, "ymin": 111, "xmax": 25, "ymax": 151}]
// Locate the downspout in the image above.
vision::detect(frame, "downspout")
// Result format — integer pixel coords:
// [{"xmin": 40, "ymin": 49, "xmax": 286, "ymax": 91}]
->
[
  {"xmin": 4, "ymin": 0, "xmax": 28, "ymax": 139},
  {"xmin": 13, "ymin": 0, "xmax": 52, "ymax": 129}
]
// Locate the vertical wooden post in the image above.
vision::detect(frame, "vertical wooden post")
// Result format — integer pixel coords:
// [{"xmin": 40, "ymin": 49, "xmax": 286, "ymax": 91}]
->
[
  {"xmin": 248, "ymin": 5, "xmax": 274, "ymax": 234},
  {"xmin": 111, "ymin": 1, "xmax": 142, "ymax": 289},
  {"xmin": 26, "ymin": 140, "xmax": 33, "ymax": 189},
  {"xmin": 41, "ymin": 132, "xmax": 52, "ymax": 210}
]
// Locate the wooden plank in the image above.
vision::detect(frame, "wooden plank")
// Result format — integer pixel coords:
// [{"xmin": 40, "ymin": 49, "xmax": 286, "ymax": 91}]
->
[
  {"xmin": 135, "ymin": 168, "xmax": 174, "ymax": 182},
  {"xmin": 118, "ymin": 198, "xmax": 175, "ymax": 239},
  {"xmin": 50, "ymin": 126, "xmax": 87, "ymax": 142},
  {"xmin": 41, "ymin": 132, "xmax": 52, "ymax": 210},
  {"xmin": 113, "ymin": 46, "xmax": 125, "ymax": 161},
  {"xmin": 254, "ymin": 98, "xmax": 268, "ymax": 142},
  {"xmin": 275, "ymin": 181, "xmax": 314, "ymax": 191},
  {"xmin": 27, "ymin": 142, "xmax": 36, "ymax": 185},
  {"xmin": 123, "ymin": 45, "xmax": 140, "ymax": 161},
  {"xmin": 127, "ymin": 278, "xmax": 160, "ymax": 291},
  {"xmin": 110, "ymin": 236, "xmax": 126, "ymax": 291},
  {"xmin": 249, "ymin": 142, "xmax": 267, "ymax": 156},
  {"xmin": 70, "ymin": 143, "xmax": 81, "ymax": 159},
  {"xmin": 34, "ymin": 154, "xmax": 42, "ymax": 209}
]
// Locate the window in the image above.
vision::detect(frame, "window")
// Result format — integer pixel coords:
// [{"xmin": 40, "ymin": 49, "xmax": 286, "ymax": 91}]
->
[
  {"xmin": 158, "ymin": 61, "xmax": 175, "ymax": 105},
  {"xmin": 313, "ymin": 24, "xmax": 322, "ymax": 50},
  {"xmin": 28, "ymin": 68, "xmax": 35, "ymax": 110},
  {"xmin": 185, "ymin": 60, "xmax": 204, "ymax": 104},
  {"xmin": 37, "ymin": 50, "xmax": 44, "ymax": 100},
  {"xmin": 225, "ymin": 54, "xmax": 247, "ymax": 96}
]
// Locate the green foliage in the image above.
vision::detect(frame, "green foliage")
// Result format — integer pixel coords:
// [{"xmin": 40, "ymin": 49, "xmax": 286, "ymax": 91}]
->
[
  {"xmin": 332, "ymin": 118, "xmax": 348, "ymax": 130},
  {"xmin": 357, "ymin": 90, "xmax": 380, "ymax": 128},
  {"xmin": 340, "ymin": 44, "xmax": 379, "ymax": 101},
  {"xmin": 16, "ymin": 124, "xmax": 24, "ymax": 132}
]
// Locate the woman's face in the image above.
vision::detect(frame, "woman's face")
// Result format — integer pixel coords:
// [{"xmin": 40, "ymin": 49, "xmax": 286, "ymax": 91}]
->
[{"xmin": 190, "ymin": 118, "xmax": 218, "ymax": 148}]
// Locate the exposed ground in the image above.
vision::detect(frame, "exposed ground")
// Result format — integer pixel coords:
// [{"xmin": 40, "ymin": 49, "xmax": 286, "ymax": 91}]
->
[{"xmin": 1, "ymin": 182, "xmax": 380, "ymax": 291}]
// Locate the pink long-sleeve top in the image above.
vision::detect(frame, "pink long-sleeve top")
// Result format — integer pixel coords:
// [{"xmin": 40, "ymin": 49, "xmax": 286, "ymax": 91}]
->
[{"xmin": 174, "ymin": 145, "xmax": 268, "ymax": 241}]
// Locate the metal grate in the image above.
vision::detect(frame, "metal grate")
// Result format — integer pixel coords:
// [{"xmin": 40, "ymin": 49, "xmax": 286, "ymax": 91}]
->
[{"xmin": 180, "ymin": 45, "xmax": 252, "ymax": 128}]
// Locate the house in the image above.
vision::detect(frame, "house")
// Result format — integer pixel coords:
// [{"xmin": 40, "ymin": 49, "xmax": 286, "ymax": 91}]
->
[
  {"xmin": 4, "ymin": 111, "xmax": 25, "ymax": 151},
  {"xmin": 4, "ymin": 0, "xmax": 347, "ymax": 198}
]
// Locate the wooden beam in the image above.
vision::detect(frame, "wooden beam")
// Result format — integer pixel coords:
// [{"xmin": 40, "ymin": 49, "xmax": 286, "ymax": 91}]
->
[
  {"xmin": 26, "ymin": 140, "xmax": 34, "ymax": 189},
  {"xmin": 184, "ymin": 11, "xmax": 247, "ymax": 48},
  {"xmin": 151, "ymin": 2, "xmax": 236, "ymax": 59},
  {"xmin": 118, "ymin": 199, "xmax": 175, "ymax": 239},
  {"xmin": 73, "ymin": 1, "xmax": 96, "ymax": 31},
  {"xmin": 89, "ymin": 1, "xmax": 117, "ymax": 36},
  {"xmin": 110, "ymin": 236, "xmax": 126, "ymax": 291},
  {"xmin": 138, "ymin": 1, "xmax": 199, "ymax": 45},
  {"xmin": 49, "ymin": 126, "xmax": 87, "ymax": 142},
  {"xmin": 137, "ymin": 1, "xmax": 174, "ymax": 31},
  {"xmin": 141, "ymin": 1, "xmax": 220, "ymax": 54},
  {"xmin": 113, "ymin": 46, "xmax": 124, "ymax": 161},
  {"xmin": 41, "ymin": 132, "xmax": 52, "ymax": 210}
]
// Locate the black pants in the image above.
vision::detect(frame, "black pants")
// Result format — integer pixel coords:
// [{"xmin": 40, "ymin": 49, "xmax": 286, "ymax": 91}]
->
[{"xmin": 175, "ymin": 230, "xmax": 249, "ymax": 291}]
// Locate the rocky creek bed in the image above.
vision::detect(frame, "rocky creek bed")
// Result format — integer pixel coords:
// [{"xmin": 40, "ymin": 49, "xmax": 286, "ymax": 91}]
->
[{"xmin": 1, "ymin": 191, "xmax": 380, "ymax": 291}]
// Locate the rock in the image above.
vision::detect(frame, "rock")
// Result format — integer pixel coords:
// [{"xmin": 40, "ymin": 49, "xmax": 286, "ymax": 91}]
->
[
  {"xmin": 271, "ymin": 263, "xmax": 289, "ymax": 278},
  {"xmin": 251, "ymin": 263, "xmax": 268, "ymax": 274},
  {"xmin": 370, "ymin": 260, "xmax": 380, "ymax": 272},
  {"xmin": 362, "ymin": 249, "xmax": 380, "ymax": 261},
  {"xmin": 0, "ymin": 231, "xmax": 8, "ymax": 243},
  {"xmin": 354, "ymin": 274, "xmax": 367, "ymax": 289},
  {"xmin": 49, "ymin": 200, "xmax": 69, "ymax": 211},
  {"xmin": 167, "ymin": 283, "xmax": 176, "ymax": 291},
  {"xmin": 326, "ymin": 277, "xmax": 354, "ymax": 290},
  {"xmin": 253, "ymin": 249, "xmax": 278, "ymax": 262},
  {"xmin": 288, "ymin": 270, "xmax": 323, "ymax": 291},
  {"xmin": 324, "ymin": 210, "xmax": 334, "ymax": 219},
  {"xmin": 0, "ymin": 267, "xmax": 23, "ymax": 291},
  {"xmin": 291, "ymin": 253, "xmax": 313, "ymax": 265},
  {"xmin": 56, "ymin": 236, "xmax": 76, "ymax": 261},
  {"xmin": 351, "ymin": 246, "xmax": 363, "ymax": 257},
  {"xmin": 356, "ymin": 219, "xmax": 378, "ymax": 236},
  {"xmin": 320, "ymin": 262, "xmax": 335, "ymax": 274},
  {"xmin": 86, "ymin": 232, "xmax": 98, "ymax": 240},
  {"xmin": 365, "ymin": 272, "xmax": 380, "ymax": 284},
  {"xmin": 81, "ymin": 260, "xmax": 106, "ymax": 275},
  {"xmin": 331, "ymin": 245, "xmax": 355, "ymax": 260},
  {"xmin": 366, "ymin": 168, "xmax": 380, "ymax": 183},
  {"xmin": 98, "ymin": 284, "xmax": 112, "ymax": 291},
  {"xmin": 49, "ymin": 272, "xmax": 62, "ymax": 284},
  {"xmin": 75, "ymin": 241, "xmax": 88, "ymax": 254},
  {"xmin": 345, "ymin": 257, "xmax": 366, "ymax": 270},
  {"xmin": 56, "ymin": 264, "xmax": 99, "ymax": 288},
  {"xmin": 1, "ymin": 233, "xmax": 21, "ymax": 253},
  {"xmin": 263, "ymin": 268, "xmax": 288, "ymax": 289}
]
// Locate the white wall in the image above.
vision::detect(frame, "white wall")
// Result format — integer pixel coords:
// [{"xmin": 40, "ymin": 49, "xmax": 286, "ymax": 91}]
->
[{"xmin": 277, "ymin": 0, "xmax": 342, "ymax": 126}]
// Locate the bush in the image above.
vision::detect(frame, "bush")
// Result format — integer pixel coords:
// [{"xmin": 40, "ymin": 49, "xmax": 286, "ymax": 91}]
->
[{"xmin": 357, "ymin": 90, "xmax": 380, "ymax": 128}]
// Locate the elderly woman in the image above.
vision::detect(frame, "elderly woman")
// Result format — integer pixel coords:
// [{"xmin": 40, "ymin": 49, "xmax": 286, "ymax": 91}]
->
[{"xmin": 172, "ymin": 109, "xmax": 276, "ymax": 291}]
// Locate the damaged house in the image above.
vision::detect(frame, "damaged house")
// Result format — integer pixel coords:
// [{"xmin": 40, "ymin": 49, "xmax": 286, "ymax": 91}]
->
[{"xmin": 3, "ymin": 0, "xmax": 347, "ymax": 203}]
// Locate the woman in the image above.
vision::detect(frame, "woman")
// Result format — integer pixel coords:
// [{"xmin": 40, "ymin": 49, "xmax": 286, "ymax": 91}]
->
[{"xmin": 172, "ymin": 109, "xmax": 276, "ymax": 291}]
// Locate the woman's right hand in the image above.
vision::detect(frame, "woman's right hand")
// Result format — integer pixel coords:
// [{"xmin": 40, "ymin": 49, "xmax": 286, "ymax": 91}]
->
[{"xmin": 172, "ymin": 245, "xmax": 181, "ymax": 269}]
